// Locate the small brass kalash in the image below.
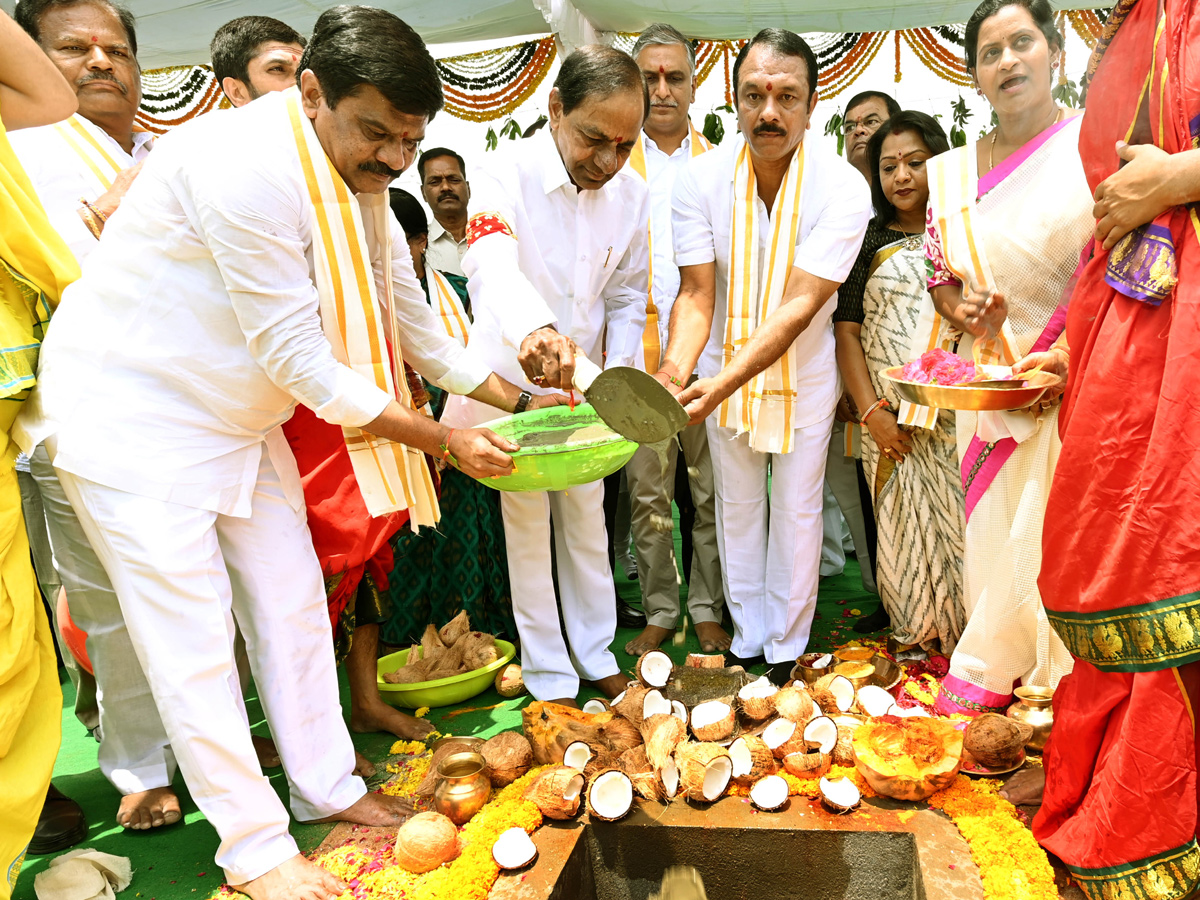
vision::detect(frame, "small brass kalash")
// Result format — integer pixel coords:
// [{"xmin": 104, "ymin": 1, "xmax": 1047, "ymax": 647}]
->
[
  {"xmin": 432, "ymin": 750, "xmax": 491, "ymax": 825},
  {"xmin": 1007, "ymin": 686, "xmax": 1055, "ymax": 751}
]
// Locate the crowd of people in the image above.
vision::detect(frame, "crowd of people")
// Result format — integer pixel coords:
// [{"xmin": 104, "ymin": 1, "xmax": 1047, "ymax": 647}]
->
[{"xmin": 1, "ymin": 0, "xmax": 1197, "ymax": 898}]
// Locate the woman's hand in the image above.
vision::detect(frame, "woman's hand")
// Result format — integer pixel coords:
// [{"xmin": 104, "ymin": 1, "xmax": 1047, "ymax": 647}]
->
[
  {"xmin": 447, "ymin": 428, "xmax": 517, "ymax": 479},
  {"xmin": 1093, "ymin": 142, "xmax": 1176, "ymax": 251},
  {"xmin": 1013, "ymin": 347, "xmax": 1068, "ymax": 413},
  {"xmin": 960, "ymin": 288, "xmax": 1008, "ymax": 339},
  {"xmin": 866, "ymin": 409, "xmax": 913, "ymax": 463}
]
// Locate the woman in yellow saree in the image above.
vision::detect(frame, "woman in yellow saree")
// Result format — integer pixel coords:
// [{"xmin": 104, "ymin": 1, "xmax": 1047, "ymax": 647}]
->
[{"xmin": 0, "ymin": 9, "xmax": 80, "ymax": 896}]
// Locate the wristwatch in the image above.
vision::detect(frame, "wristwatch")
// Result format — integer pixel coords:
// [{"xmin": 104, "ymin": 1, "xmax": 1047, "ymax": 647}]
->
[{"xmin": 514, "ymin": 391, "xmax": 533, "ymax": 414}]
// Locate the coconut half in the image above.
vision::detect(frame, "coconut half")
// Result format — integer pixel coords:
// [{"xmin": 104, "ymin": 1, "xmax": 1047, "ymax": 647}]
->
[
  {"xmin": 677, "ymin": 743, "xmax": 733, "ymax": 802},
  {"xmin": 671, "ymin": 700, "xmax": 688, "ymax": 723},
  {"xmin": 728, "ymin": 735, "xmax": 777, "ymax": 785},
  {"xmin": 749, "ymin": 774, "xmax": 790, "ymax": 812},
  {"xmin": 586, "ymin": 769, "xmax": 635, "ymax": 821},
  {"xmin": 855, "ymin": 685, "xmax": 895, "ymax": 718},
  {"xmin": 641, "ymin": 713, "xmax": 687, "ymax": 770},
  {"xmin": 819, "ymin": 775, "xmax": 861, "ymax": 813},
  {"xmin": 643, "ymin": 689, "xmax": 673, "ymax": 720},
  {"xmin": 783, "ymin": 750, "xmax": 831, "ymax": 779},
  {"xmin": 738, "ymin": 676, "xmax": 779, "ymax": 721},
  {"xmin": 492, "ymin": 827, "xmax": 538, "ymax": 870},
  {"xmin": 563, "ymin": 740, "xmax": 593, "ymax": 771},
  {"xmin": 887, "ymin": 703, "xmax": 931, "ymax": 718},
  {"xmin": 582, "ymin": 698, "xmax": 610, "ymax": 715},
  {"xmin": 803, "ymin": 716, "xmax": 838, "ymax": 754},
  {"xmin": 690, "ymin": 700, "xmax": 736, "ymax": 742},
  {"xmin": 762, "ymin": 717, "xmax": 806, "ymax": 759},
  {"xmin": 832, "ymin": 726, "xmax": 856, "ymax": 766},
  {"xmin": 811, "ymin": 674, "xmax": 855, "ymax": 714},
  {"xmin": 637, "ymin": 650, "xmax": 673, "ymax": 689},
  {"xmin": 686, "ymin": 653, "xmax": 726, "ymax": 669},
  {"xmin": 810, "ymin": 653, "xmax": 833, "ymax": 669},
  {"xmin": 661, "ymin": 757, "xmax": 680, "ymax": 799},
  {"xmin": 773, "ymin": 684, "xmax": 816, "ymax": 723},
  {"xmin": 524, "ymin": 766, "xmax": 585, "ymax": 820}
]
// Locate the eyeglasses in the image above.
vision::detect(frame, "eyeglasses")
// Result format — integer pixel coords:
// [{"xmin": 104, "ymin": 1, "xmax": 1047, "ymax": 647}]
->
[{"xmin": 842, "ymin": 114, "xmax": 884, "ymax": 135}]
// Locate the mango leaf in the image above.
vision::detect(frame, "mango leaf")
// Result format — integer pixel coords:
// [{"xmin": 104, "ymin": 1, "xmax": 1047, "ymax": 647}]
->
[{"xmin": 703, "ymin": 111, "xmax": 725, "ymax": 145}]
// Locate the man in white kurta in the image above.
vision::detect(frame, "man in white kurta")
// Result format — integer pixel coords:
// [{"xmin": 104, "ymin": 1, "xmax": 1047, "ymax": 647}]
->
[
  {"xmin": 660, "ymin": 31, "xmax": 871, "ymax": 681},
  {"xmin": 7, "ymin": 0, "xmax": 176, "ymax": 833},
  {"xmin": 16, "ymin": 9, "xmax": 527, "ymax": 895},
  {"xmin": 443, "ymin": 45, "xmax": 650, "ymax": 703},
  {"xmin": 621, "ymin": 25, "xmax": 727, "ymax": 659}
]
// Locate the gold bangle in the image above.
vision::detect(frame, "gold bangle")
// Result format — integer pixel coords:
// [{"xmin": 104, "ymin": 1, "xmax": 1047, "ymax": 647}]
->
[{"xmin": 79, "ymin": 206, "xmax": 102, "ymax": 240}]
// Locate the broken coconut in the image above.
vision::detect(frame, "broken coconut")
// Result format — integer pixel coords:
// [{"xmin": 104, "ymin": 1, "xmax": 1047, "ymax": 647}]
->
[
  {"xmin": 599, "ymin": 716, "xmax": 644, "ymax": 754},
  {"xmin": 784, "ymin": 748, "xmax": 831, "ymax": 779},
  {"xmin": 819, "ymin": 776, "xmax": 861, "ymax": 814},
  {"xmin": 581, "ymin": 698, "xmax": 609, "ymax": 715},
  {"xmin": 617, "ymin": 746, "xmax": 666, "ymax": 802},
  {"xmin": 854, "ymin": 685, "xmax": 895, "ymax": 718},
  {"xmin": 763, "ymin": 717, "xmax": 807, "ymax": 759},
  {"xmin": 586, "ymin": 769, "xmax": 635, "ymax": 821},
  {"xmin": 749, "ymin": 774, "xmax": 790, "ymax": 811},
  {"xmin": 492, "ymin": 827, "xmax": 538, "ymax": 870},
  {"xmin": 887, "ymin": 704, "xmax": 931, "ymax": 718},
  {"xmin": 636, "ymin": 650, "xmax": 673, "ymax": 689},
  {"xmin": 481, "ymin": 731, "xmax": 533, "ymax": 788},
  {"xmin": 773, "ymin": 683, "xmax": 816, "ymax": 723},
  {"xmin": 690, "ymin": 700, "xmax": 737, "ymax": 742},
  {"xmin": 686, "ymin": 653, "xmax": 726, "ymax": 669},
  {"xmin": 524, "ymin": 766, "xmax": 585, "ymax": 820},
  {"xmin": 853, "ymin": 716, "xmax": 964, "ymax": 801},
  {"xmin": 677, "ymin": 742, "xmax": 733, "ymax": 802},
  {"xmin": 641, "ymin": 714, "xmax": 687, "ymax": 770},
  {"xmin": 729, "ymin": 735, "xmax": 777, "ymax": 785},
  {"xmin": 804, "ymin": 716, "xmax": 838, "ymax": 754},
  {"xmin": 612, "ymin": 684, "xmax": 672, "ymax": 726},
  {"xmin": 964, "ymin": 713, "xmax": 1033, "ymax": 769},
  {"xmin": 393, "ymin": 812, "xmax": 461, "ymax": 873},
  {"xmin": 810, "ymin": 673, "xmax": 855, "ymax": 714},
  {"xmin": 831, "ymin": 726, "xmax": 856, "ymax": 767},
  {"xmin": 521, "ymin": 701, "xmax": 642, "ymax": 765},
  {"xmin": 671, "ymin": 700, "xmax": 688, "ymax": 723},
  {"xmin": 661, "ymin": 756, "xmax": 680, "ymax": 800},
  {"xmin": 494, "ymin": 663, "xmax": 525, "ymax": 698},
  {"xmin": 738, "ymin": 676, "xmax": 779, "ymax": 721},
  {"xmin": 563, "ymin": 740, "xmax": 594, "ymax": 772},
  {"xmin": 439, "ymin": 610, "xmax": 471, "ymax": 647}
]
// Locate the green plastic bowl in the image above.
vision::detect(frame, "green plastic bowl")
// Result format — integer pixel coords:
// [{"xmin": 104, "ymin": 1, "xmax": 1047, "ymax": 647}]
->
[
  {"xmin": 376, "ymin": 640, "xmax": 516, "ymax": 709},
  {"xmin": 478, "ymin": 403, "xmax": 637, "ymax": 493}
]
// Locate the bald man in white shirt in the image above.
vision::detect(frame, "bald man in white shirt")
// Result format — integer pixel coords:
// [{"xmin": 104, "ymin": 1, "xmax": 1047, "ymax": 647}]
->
[{"xmin": 443, "ymin": 45, "xmax": 651, "ymax": 705}]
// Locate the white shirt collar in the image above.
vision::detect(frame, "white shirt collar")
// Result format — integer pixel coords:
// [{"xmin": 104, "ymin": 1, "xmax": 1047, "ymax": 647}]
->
[
  {"xmin": 537, "ymin": 128, "xmax": 572, "ymax": 196},
  {"xmin": 643, "ymin": 128, "xmax": 692, "ymax": 159}
]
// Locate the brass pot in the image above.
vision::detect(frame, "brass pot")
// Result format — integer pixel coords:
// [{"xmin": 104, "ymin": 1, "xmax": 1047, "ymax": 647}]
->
[
  {"xmin": 1007, "ymin": 686, "xmax": 1054, "ymax": 752},
  {"xmin": 834, "ymin": 646, "xmax": 876, "ymax": 664},
  {"xmin": 792, "ymin": 652, "xmax": 835, "ymax": 685},
  {"xmin": 433, "ymin": 751, "xmax": 491, "ymax": 825}
]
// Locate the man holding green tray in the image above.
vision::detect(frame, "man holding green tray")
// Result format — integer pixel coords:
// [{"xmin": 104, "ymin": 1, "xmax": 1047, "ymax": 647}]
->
[{"xmin": 442, "ymin": 45, "xmax": 650, "ymax": 705}]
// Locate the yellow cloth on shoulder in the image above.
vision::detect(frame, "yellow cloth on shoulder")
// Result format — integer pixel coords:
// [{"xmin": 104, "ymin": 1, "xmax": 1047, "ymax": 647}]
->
[{"xmin": 0, "ymin": 105, "xmax": 79, "ymax": 899}]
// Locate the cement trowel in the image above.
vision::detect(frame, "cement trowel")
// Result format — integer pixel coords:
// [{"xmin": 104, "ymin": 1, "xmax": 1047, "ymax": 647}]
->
[{"xmin": 571, "ymin": 355, "xmax": 689, "ymax": 445}]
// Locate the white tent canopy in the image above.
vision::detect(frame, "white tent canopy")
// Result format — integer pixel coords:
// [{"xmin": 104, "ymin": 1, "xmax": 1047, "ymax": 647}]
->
[{"xmin": 4, "ymin": 0, "xmax": 1102, "ymax": 70}]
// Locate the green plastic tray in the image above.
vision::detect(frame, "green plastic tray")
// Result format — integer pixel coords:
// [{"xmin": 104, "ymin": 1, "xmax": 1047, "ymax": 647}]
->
[
  {"xmin": 376, "ymin": 639, "xmax": 516, "ymax": 709},
  {"xmin": 477, "ymin": 403, "xmax": 637, "ymax": 492}
]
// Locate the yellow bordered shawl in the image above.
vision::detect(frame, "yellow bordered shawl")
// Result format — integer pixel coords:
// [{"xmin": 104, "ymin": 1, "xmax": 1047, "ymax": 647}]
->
[
  {"xmin": 428, "ymin": 268, "xmax": 470, "ymax": 348},
  {"xmin": 52, "ymin": 115, "xmax": 142, "ymax": 194},
  {"xmin": 626, "ymin": 122, "xmax": 712, "ymax": 372},
  {"xmin": 285, "ymin": 89, "xmax": 439, "ymax": 526},
  {"xmin": 721, "ymin": 135, "xmax": 806, "ymax": 454}
]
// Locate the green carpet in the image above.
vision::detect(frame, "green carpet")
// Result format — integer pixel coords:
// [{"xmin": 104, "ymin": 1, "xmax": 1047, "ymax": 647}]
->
[{"xmin": 14, "ymin": 560, "xmax": 879, "ymax": 900}]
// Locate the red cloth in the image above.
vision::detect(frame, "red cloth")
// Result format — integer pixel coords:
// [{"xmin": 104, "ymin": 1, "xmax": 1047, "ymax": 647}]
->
[
  {"xmin": 1035, "ymin": 1, "xmax": 1200, "ymax": 893},
  {"xmin": 283, "ymin": 404, "xmax": 409, "ymax": 631}
]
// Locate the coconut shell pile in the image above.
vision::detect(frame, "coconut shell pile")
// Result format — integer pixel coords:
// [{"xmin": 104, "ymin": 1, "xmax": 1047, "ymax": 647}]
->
[{"xmin": 382, "ymin": 611, "xmax": 501, "ymax": 684}]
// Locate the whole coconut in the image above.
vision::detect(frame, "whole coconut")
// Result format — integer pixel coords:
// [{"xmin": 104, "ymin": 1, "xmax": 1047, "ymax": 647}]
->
[
  {"xmin": 393, "ymin": 812, "xmax": 461, "ymax": 873},
  {"xmin": 494, "ymin": 663, "xmax": 525, "ymax": 698},
  {"xmin": 481, "ymin": 731, "xmax": 533, "ymax": 787},
  {"xmin": 964, "ymin": 714, "xmax": 1033, "ymax": 768}
]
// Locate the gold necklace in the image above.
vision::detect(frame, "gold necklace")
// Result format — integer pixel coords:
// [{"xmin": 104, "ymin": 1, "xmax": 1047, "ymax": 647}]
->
[{"xmin": 989, "ymin": 105, "xmax": 1063, "ymax": 171}]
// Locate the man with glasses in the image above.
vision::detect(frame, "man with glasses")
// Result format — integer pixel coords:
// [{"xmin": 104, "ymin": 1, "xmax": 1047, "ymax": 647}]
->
[
  {"xmin": 418, "ymin": 147, "xmax": 469, "ymax": 276},
  {"xmin": 841, "ymin": 90, "xmax": 900, "ymax": 181}
]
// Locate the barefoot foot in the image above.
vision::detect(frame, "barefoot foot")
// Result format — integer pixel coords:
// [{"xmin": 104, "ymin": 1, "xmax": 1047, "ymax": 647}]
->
[
  {"xmin": 546, "ymin": 697, "xmax": 581, "ymax": 709},
  {"xmin": 117, "ymin": 786, "xmax": 182, "ymax": 830},
  {"xmin": 305, "ymin": 790, "xmax": 415, "ymax": 826},
  {"xmin": 253, "ymin": 735, "xmax": 281, "ymax": 769},
  {"xmin": 624, "ymin": 624, "xmax": 672, "ymax": 657},
  {"xmin": 353, "ymin": 751, "xmax": 377, "ymax": 779},
  {"xmin": 588, "ymin": 673, "xmax": 630, "ymax": 700},
  {"xmin": 694, "ymin": 621, "xmax": 732, "ymax": 653},
  {"xmin": 349, "ymin": 702, "xmax": 435, "ymax": 741},
  {"xmin": 232, "ymin": 853, "xmax": 346, "ymax": 900},
  {"xmin": 999, "ymin": 766, "xmax": 1045, "ymax": 807}
]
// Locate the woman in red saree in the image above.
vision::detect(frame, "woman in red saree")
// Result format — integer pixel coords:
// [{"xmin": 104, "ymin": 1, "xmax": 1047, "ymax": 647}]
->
[{"xmin": 1035, "ymin": 1, "xmax": 1200, "ymax": 896}]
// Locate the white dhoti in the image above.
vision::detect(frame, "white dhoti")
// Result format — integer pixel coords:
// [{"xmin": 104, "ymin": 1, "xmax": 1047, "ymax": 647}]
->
[
  {"xmin": 707, "ymin": 412, "xmax": 834, "ymax": 664},
  {"xmin": 55, "ymin": 449, "xmax": 364, "ymax": 885},
  {"xmin": 30, "ymin": 442, "xmax": 177, "ymax": 795},
  {"xmin": 499, "ymin": 480, "xmax": 620, "ymax": 701}
]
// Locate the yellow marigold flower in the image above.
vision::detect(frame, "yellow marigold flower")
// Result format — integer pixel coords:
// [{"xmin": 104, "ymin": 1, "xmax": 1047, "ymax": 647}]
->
[{"xmin": 414, "ymin": 707, "xmax": 430, "ymax": 719}]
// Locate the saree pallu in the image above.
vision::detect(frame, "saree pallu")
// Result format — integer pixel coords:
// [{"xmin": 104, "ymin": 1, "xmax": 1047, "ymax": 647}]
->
[
  {"xmin": 929, "ymin": 116, "xmax": 1094, "ymax": 716},
  {"xmin": 1035, "ymin": 1, "xmax": 1200, "ymax": 895},
  {"xmin": 860, "ymin": 239, "xmax": 966, "ymax": 654}
]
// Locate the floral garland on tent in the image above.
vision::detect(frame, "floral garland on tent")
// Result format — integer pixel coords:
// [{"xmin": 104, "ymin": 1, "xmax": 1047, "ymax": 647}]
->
[{"xmin": 136, "ymin": 64, "xmax": 229, "ymax": 135}]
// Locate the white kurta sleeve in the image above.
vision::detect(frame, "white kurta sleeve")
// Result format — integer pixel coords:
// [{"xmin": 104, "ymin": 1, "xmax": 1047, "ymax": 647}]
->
[
  {"xmin": 671, "ymin": 161, "xmax": 717, "ymax": 269},
  {"xmin": 792, "ymin": 169, "xmax": 872, "ymax": 284},
  {"xmin": 601, "ymin": 190, "xmax": 650, "ymax": 370},
  {"xmin": 383, "ymin": 223, "xmax": 490, "ymax": 394},
  {"xmin": 186, "ymin": 163, "xmax": 393, "ymax": 429},
  {"xmin": 462, "ymin": 166, "xmax": 557, "ymax": 350}
]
